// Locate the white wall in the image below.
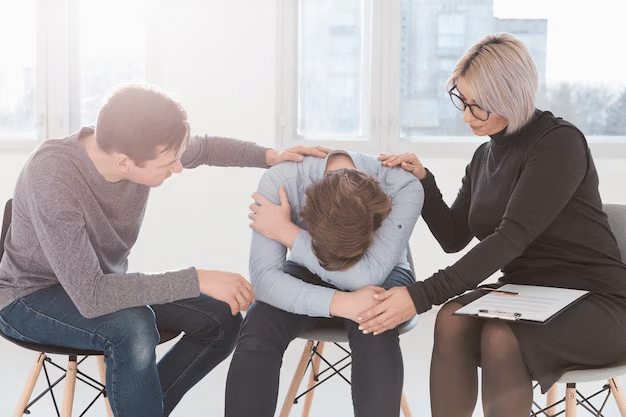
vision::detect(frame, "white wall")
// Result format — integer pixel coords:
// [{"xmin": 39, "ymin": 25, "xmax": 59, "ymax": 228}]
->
[
  {"xmin": 1, "ymin": 2, "xmax": 625, "ymax": 415},
  {"xmin": 2, "ymin": 0, "xmax": 625, "ymax": 289}
]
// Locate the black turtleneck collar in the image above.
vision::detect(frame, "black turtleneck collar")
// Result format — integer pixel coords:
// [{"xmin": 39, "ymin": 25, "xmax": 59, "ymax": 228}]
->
[{"xmin": 489, "ymin": 109, "xmax": 543, "ymax": 146}]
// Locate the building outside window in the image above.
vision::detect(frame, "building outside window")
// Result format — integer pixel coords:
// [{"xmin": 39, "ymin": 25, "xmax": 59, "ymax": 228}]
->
[{"xmin": 278, "ymin": 0, "xmax": 626, "ymax": 153}]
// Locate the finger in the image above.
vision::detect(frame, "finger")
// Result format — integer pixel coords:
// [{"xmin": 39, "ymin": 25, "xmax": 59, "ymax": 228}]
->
[
  {"xmin": 372, "ymin": 289, "xmax": 393, "ymax": 301},
  {"xmin": 357, "ymin": 303, "xmax": 385, "ymax": 323},
  {"xmin": 383, "ymin": 155, "xmax": 403, "ymax": 167},
  {"xmin": 235, "ymin": 295, "xmax": 248, "ymax": 311},
  {"xmin": 283, "ymin": 151, "xmax": 304, "ymax": 162},
  {"xmin": 251, "ymin": 192, "xmax": 270, "ymax": 206},
  {"xmin": 227, "ymin": 299, "xmax": 239, "ymax": 315},
  {"xmin": 240, "ymin": 283, "xmax": 254, "ymax": 301},
  {"xmin": 358, "ymin": 313, "xmax": 387, "ymax": 333},
  {"xmin": 277, "ymin": 187, "xmax": 289, "ymax": 207},
  {"xmin": 361, "ymin": 309, "xmax": 398, "ymax": 334},
  {"xmin": 400, "ymin": 161, "xmax": 415, "ymax": 173},
  {"xmin": 369, "ymin": 309, "xmax": 413, "ymax": 335},
  {"xmin": 235, "ymin": 279, "xmax": 254, "ymax": 300},
  {"xmin": 301, "ymin": 146, "xmax": 330, "ymax": 157},
  {"xmin": 378, "ymin": 153, "xmax": 393, "ymax": 162},
  {"xmin": 371, "ymin": 318, "xmax": 397, "ymax": 335}
]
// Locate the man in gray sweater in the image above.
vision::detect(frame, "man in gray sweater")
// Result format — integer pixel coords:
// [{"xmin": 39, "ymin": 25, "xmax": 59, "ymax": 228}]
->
[{"xmin": 0, "ymin": 85, "xmax": 327, "ymax": 417}]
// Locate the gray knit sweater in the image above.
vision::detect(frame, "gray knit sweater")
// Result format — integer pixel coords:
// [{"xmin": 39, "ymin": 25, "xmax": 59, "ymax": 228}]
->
[{"xmin": 0, "ymin": 127, "xmax": 269, "ymax": 318}]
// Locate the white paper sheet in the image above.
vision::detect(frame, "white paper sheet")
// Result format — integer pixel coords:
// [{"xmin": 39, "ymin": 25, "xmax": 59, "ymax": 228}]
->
[{"xmin": 454, "ymin": 284, "xmax": 589, "ymax": 323}]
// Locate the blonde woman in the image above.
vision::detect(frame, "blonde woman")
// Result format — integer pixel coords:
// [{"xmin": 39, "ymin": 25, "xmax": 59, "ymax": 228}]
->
[{"xmin": 358, "ymin": 33, "xmax": 626, "ymax": 416}]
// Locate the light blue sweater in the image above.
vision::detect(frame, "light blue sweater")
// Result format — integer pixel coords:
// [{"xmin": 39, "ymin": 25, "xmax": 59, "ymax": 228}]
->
[{"xmin": 249, "ymin": 151, "xmax": 424, "ymax": 317}]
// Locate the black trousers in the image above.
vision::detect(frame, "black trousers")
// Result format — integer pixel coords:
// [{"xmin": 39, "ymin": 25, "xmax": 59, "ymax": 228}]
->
[{"xmin": 225, "ymin": 261, "xmax": 414, "ymax": 417}]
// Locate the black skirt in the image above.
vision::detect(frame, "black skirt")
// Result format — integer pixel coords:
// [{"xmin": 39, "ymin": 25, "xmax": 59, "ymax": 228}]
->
[{"xmin": 453, "ymin": 288, "xmax": 626, "ymax": 393}]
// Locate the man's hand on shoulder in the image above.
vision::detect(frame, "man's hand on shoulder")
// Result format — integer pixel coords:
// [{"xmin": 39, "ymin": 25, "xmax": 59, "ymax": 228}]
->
[
  {"xmin": 265, "ymin": 146, "xmax": 332, "ymax": 166},
  {"xmin": 197, "ymin": 269, "xmax": 255, "ymax": 315}
]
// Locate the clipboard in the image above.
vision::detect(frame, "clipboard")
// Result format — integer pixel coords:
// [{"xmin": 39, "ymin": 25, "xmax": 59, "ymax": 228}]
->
[{"xmin": 453, "ymin": 284, "xmax": 589, "ymax": 324}]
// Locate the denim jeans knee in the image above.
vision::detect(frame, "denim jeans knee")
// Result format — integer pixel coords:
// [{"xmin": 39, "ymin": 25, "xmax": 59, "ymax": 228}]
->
[{"xmin": 104, "ymin": 306, "xmax": 160, "ymax": 371}]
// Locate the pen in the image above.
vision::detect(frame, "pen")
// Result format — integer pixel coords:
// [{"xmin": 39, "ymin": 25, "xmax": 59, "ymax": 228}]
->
[
  {"xmin": 478, "ymin": 309, "xmax": 521, "ymax": 320},
  {"xmin": 478, "ymin": 286, "xmax": 519, "ymax": 297}
]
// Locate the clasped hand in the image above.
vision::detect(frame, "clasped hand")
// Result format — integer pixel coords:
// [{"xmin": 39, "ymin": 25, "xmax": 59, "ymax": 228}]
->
[{"xmin": 356, "ymin": 286, "xmax": 418, "ymax": 335}]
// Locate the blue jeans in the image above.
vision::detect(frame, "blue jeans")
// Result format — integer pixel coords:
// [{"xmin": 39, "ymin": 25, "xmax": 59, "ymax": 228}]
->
[
  {"xmin": 225, "ymin": 262, "xmax": 415, "ymax": 417},
  {"xmin": 0, "ymin": 284, "xmax": 241, "ymax": 417}
]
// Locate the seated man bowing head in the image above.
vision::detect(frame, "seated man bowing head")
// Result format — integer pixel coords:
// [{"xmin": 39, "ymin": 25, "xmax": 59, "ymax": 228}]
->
[{"xmin": 225, "ymin": 150, "xmax": 423, "ymax": 417}]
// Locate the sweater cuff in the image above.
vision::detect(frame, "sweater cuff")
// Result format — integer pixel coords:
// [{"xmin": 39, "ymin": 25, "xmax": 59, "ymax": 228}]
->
[
  {"xmin": 420, "ymin": 168, "xmax": 437, "ymax": 192},
  {"xmin": 406, "ymin": 281, "xmax": 433, "ymax": 314},
  {"xmin": 172, "ymin": 266, "xmax": 201, "ymax": 300}
]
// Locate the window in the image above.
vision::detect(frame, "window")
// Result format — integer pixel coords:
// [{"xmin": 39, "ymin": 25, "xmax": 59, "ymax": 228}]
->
[
  {"xmin": 297, "ymin": 0, "xmax": 372, "ymax": 139},
  {"xmin": 0, "ymin": 1, "xmax": 37, "ymax": 142},
  {"xmin": 277, "ymin": 0, "xmax": 626, "ymax": 155},
  {"xmin": 0, "ymin": 0, "xmax": 146, "ymax": 148},
  {"xmin": 74, "ymin": 0, "xmax": 146, "ymax": 130}
]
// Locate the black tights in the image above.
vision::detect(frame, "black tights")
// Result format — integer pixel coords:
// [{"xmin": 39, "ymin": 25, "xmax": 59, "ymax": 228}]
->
[{"xmin": 430, "ymin": 301, "xmax": 534, "ymax": 417}]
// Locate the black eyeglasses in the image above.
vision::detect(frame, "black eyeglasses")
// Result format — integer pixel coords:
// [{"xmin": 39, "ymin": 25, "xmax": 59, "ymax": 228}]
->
[{"xmin": 448, "ymin": 86, "xmax": 490, "ymax": 121}]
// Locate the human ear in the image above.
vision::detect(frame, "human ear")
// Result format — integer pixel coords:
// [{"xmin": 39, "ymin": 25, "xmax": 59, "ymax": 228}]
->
[{"xmin": 113, "ymin": 153, "xmax": 134, "ymax": 174}]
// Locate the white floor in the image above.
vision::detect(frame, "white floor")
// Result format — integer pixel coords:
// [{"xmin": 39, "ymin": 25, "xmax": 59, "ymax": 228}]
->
[{"xmin": 1, "ymin": 307, "xmax": 625, "ymax": 417}]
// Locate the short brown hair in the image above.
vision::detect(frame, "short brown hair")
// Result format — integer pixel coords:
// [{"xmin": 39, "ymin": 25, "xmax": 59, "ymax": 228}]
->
[
  {"xmin": 300, "ymin": 168, "xmax": 392, "ymax": 271},
  {"xmin": 95, "ymin": 84, "xmax": 190, "ymax": 166}
]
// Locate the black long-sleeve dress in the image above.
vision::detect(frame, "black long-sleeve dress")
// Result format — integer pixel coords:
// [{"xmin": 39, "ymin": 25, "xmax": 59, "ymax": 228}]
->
[{"xmin": 407, "ymin": 110, "xmax": 626, "ymax": 391}]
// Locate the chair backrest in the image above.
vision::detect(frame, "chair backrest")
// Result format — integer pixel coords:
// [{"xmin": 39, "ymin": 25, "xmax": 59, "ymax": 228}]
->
[
  {"xmin": 604, "ymin": 203, "xmax": 626, "ymax": 262},
  {"xmin": 0, "ymin": 198, "xmax": 12, "ymax": 262}
]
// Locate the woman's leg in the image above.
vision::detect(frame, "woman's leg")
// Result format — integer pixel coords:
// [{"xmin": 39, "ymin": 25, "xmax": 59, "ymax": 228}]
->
[
  {"xmin": 430, "ymin": 300, "xmax": 483, "ymax": 417},
  {"xmin": 150, "ymin": 294, "xmax": 242, "ymax": 416},
  {"xmin": 224, "ymin": 301, "xmax": 322, "ymax": 417},
  {"xmin": 480, "ymin": 320, "xmax": 533, "ymax": 417},
  {"xmin": 0, "ymin": 285, "xmax": 162, "ymax": 417}
]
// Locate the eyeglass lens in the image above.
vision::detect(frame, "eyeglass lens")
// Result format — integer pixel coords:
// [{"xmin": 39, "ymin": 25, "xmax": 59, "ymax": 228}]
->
[{"xmin": 449, "ymin": 90, "xmax": 489, "ymax": 121}]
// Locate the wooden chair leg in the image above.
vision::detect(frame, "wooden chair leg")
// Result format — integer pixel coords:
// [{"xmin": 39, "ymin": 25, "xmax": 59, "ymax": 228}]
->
[
  {"xmin": 609, "ymin": 378, "xmax": 626, "ymax": 416},
  {"xmin": 564, "ymin": 383, "xmax": 577, "ymax": 417},
  {"xmin": 302, "ymin": 341, "xmax": 325, "ymax": 417},
  {"xmin": 61, "ymin": 356, "xmax": 78, "ymax": 417},
  {"xmin": 13, "ymin": 353, "xmax": 46, "ymax": 417},
  {"xmin": 545, "ymin": 384, "xmax": 559, "ymax": 416},
  {"xmin": 400, "ymin": 392, "xmax": 413, "ymax": 417},
  {"xmin": 97, "ymin": 355, "xmax": 114, "ymax": 417},
  {"xmin": 279, "ymin": 340, "xmax": 316, "ymax": 417}
]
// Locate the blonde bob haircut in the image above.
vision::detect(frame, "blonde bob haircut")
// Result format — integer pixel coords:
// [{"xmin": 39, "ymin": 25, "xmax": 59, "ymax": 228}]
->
[{"xmin": 447, "ymin": 33, "xmax": 538, "ymax": 134}]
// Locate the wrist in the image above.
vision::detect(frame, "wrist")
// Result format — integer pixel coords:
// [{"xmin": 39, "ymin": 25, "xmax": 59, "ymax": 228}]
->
[
  {"xmin": 329, "ymin": 291, "xmax": 349, "ymax": 318},
  {"xmin": 265, "ymin": 149, "xmax": 278, "ymax": 166},
  {"xmin": 279, "ymin": 222, "xmax": 301, "ymax": 249}
]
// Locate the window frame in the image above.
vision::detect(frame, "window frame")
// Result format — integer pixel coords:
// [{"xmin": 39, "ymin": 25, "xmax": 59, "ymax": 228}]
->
[
  {"xmin": 0, "ymin": 0, "xmax": 71, "ymax": 151},
  {"xmin": 276, "ymin": 0, "xmax": 626, "ymax": 159}
]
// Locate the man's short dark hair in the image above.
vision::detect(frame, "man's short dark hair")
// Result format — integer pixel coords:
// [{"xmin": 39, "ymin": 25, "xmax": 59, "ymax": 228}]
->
[
  {"xmin": 300, "ymin": 168, "xmax": 392, "ymax": 271},
  {"xmin": 95, "ymin": 84, "xmax": 190, "ymax": 167}
]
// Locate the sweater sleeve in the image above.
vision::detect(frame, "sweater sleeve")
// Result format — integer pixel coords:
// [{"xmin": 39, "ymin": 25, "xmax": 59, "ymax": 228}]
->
[
  {"xmin": 248, "ymin": 168, "xmax": 336, "ymax": 317},
  {"xmin": 408, "ymin": 126, "xmax": 590, "ymax": 314},
  {"xmin": 23, "ymin": 160, "xmax": 200, "ymax": 319},
  {"xmin": 181, "ymin": 136, "xmax": 270, "ymax": 169}
]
